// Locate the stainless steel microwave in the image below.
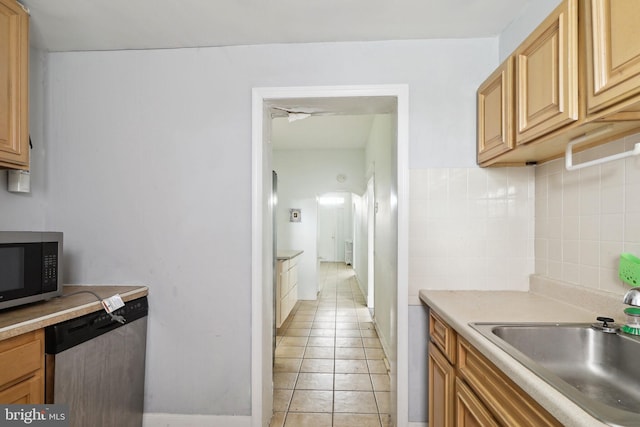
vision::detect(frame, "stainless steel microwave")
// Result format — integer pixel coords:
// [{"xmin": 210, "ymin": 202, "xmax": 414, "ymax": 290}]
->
[{"xmin": 0, "ymin": 231, "xmax": 63, "ymax": 310}]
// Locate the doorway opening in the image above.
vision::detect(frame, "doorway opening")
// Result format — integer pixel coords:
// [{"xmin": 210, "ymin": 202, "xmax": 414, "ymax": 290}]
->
[
  {"xmin": 252, "ymin": 85, "xmax": 409, "ymax": 427},
  {"xmin": 317, "ymin": 192, "xmax": 348, "ymax": 265}
]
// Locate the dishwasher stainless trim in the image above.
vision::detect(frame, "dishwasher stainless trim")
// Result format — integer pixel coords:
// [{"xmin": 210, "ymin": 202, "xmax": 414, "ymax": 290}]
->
[{"xmin": 45, "ymin": 296, "xmax": 148, "ymax": 427}]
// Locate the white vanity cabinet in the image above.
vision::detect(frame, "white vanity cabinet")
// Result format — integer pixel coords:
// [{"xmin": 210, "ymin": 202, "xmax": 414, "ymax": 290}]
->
[{"xmin": 276, "ymin": 251, "xmax": 302, "ymax": 328}]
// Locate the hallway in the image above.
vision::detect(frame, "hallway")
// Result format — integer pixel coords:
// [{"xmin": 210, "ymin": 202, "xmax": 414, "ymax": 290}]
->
[{"xmin": 271, "ymin": 262, "xmax": 391, "ymax": 427}]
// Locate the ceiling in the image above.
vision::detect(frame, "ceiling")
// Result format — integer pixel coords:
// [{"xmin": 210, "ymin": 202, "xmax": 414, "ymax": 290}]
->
[
  {"xmin": 20, "ymin": 0, "xmax": 531, "ymax": 53},
  {"xmin": 272, "ymin": 115, "xmax": 377, "ymax": 150},
  {"xmin": 18, "ymin": 0, "xmax": 532, "ymax": 150},
  {"xmin": 269, "ymin": 97, "xmax": 396, "ymax": 150}
]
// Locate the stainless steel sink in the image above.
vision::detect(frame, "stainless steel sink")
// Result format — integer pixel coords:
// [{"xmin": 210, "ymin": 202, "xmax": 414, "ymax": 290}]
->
[{"xmin": 470, "ymin": 322, "xmax": 640, "ymax": 426}]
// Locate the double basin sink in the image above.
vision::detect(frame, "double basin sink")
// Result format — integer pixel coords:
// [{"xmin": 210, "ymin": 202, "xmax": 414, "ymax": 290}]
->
[{"xmin": 471, "ymin": 322, "xmax": 640, "ymax": 426}]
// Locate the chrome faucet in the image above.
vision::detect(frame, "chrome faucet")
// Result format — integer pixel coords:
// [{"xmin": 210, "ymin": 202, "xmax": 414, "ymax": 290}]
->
[{"xmin": 623, "ymin": 287, "xmax": 640, "ymax": 307}]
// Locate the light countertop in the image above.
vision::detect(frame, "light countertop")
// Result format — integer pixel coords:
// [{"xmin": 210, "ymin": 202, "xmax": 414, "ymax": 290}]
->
[
  {"xmin": 419, "ymin": 288, "xmax": 611, "ymax": 427},
  {"xmin": 0, "ymin": 285, "xmax": 149, "ymax": 340},
  {"xmin": 277, "ymin": 250, "xmax": 303, "ymax": 260}
]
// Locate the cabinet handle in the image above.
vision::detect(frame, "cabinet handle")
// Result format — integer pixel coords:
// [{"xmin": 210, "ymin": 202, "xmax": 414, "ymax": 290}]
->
[{"xmin": 565, "ymin": 125, "xmax": 640, "ymax": 171}]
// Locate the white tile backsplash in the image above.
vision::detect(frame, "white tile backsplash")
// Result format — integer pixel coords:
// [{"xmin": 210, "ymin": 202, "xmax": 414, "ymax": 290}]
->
[
  {"xmin": 535, "ymin": 133, "xmax": 640, "ymax": 294},
  {"xmin": 409, "ymin": 133, "xmax": 640, "ymax": 299},
  {"xmin": 409, "ymin": 167, "xmax": 534, "ymax": 297}
]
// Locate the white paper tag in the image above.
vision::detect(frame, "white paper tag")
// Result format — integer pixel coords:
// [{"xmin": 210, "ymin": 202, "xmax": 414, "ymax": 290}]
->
[{"xmin": 102, "ymin": 294, "xmax": 125, "ymax": 313}]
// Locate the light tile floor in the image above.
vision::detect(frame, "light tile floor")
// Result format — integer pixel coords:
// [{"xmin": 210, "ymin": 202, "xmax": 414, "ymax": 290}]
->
[{"xmin": 271, "ymin": 262, "xmax": 391, "ymax": 427}]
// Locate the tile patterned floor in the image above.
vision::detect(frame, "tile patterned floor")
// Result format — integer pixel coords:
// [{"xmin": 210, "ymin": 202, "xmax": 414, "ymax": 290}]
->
[{"xmin": 271, "ymin": 262, "xmax": 391, "ymax": 427}]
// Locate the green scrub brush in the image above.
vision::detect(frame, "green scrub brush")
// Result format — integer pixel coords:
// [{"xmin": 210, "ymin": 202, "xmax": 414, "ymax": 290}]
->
[{"xmin": 622, "ymin": 307, "xmax": 640, "ymax": 336}]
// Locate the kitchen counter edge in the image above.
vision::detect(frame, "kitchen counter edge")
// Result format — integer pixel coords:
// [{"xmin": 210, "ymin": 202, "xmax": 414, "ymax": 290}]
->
[
  {"xmin": 277, "ymin": 250, "xmax": 304, "ymax": 260},
  {"xmin": 419, "ymin": 289, "xmax": 608, "ymax": 427},
  {"xmin": 0, "ymin": 285, "xmax": 149, "ymax": 341}
]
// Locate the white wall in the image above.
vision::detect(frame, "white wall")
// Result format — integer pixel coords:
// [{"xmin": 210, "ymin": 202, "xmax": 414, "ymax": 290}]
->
[
  {"xmin": 274, "ymin": 149, "xmax": 365, "ymax": 300},
  {"xmin": 0, "ymin": 37, "xmax": 498, "ymax": 419}
]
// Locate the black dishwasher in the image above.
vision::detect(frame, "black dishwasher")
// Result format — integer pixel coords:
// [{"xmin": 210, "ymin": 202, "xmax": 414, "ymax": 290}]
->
[{"xmin": 45, "ymin": 296, "xmax": 148, "ymax": 427}]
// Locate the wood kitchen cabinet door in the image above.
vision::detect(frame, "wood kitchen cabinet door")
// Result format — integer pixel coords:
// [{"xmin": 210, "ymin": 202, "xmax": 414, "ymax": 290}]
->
[
  {"xmin": 0, "ymin": 373, "xmax": 43, "ymax": 404},
  {"xmin": 586, "ymin": 0, "xmax": 640, "ymax": 114},
  {"xmin": 477, "ymin": 57, "xmax": 514, "ymax": 164},
  {"xmin": 455, "ymin": 378, "xmax": 499, "ymax": 427},
  {"xmin": 515, "ymin": 0, "xmax": 578, "ymax": 145},
  {"xmin": 0, "ymin": 329, "xmax": 44, "ymax": 404},
  {"xmin": 0, "ymin": 0, "xmax": 29, "ymax": 170},
  {"xmin": 429, "ymin": 341, "xmax": 455, "ymax": 427}
]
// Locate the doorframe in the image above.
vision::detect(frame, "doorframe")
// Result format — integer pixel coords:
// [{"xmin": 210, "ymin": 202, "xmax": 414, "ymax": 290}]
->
[
  {"xmin": 366, "ymin": 174, "xmax": 375, "ymax": 311},
  {"xmin": 251, "ymin": 84, "xmax": 409, "ymax": 427}
]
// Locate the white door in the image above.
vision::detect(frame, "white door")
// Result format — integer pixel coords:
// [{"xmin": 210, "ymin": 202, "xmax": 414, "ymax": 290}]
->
[{"xmin": 318, "ymin": 203, "xmax": 338, "ymax": 262}]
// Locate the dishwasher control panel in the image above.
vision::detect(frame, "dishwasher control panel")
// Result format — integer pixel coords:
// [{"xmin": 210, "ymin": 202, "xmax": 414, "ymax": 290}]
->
[{"xmin": 45, "ymin": 296, "xmax": 148, "ymax": 354}]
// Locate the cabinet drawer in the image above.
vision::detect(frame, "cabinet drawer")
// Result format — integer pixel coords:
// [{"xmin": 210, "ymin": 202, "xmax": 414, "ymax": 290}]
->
[
  {"xmin": 429, "ymin": 311, "xmax": 456, "ymax": 364},
  {"xmin": 280, "ymin": 270, "xmax": 290, "ymax": 293},
  {"xmin": 278, "ymin": 259, "xmax": 289, "ymax": 274},
  {"xmin": 289, "ymin": 265, "xmax": 298, "ymax": 289},
  {"xmin": 0, "ymin": 330, "xmax": 44, "ymax": 389},
  {"xmin": 457, "ymin": 337, "xmax": 561, "ymax": 427},
  {"xmin": 281, "ymin": 286, "xmax": 297, "ymax": 324}
]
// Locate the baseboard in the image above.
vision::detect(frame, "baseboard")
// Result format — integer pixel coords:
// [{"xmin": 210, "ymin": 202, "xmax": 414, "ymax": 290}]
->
[{"xmin": 143, "ymin": 413, "xmax": 252, "ymax": 427}]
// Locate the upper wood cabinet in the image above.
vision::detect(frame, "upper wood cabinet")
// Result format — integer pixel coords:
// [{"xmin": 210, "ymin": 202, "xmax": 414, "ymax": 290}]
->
[
  {"xmin": 0, "ymin": 0, "xmax": 29, "ymax": 170},
  {"xmin": 515, "ymin": 0, "xmax": 579, "ymax": 144},
  {"xmin": 586, "ymin": 0, "xmax": 640, "ymax": 114},
  {"xmin": 477, "ymin": 57, "xmax": 514, "ymax": 164},
  {"xmin": 477, "ymin": 0, "xmax": 640, "ymax": 167}
]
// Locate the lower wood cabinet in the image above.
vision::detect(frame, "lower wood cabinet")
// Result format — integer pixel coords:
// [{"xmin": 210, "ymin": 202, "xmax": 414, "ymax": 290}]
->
[
  {"xmin": 457, "ymin": 337, "xmax": 561, "ymax": 427},
  {"xmin": 428, "ymin": 311, "xmax": 561, "ymax": 427},
  {"xmin": 0, "ymin": 373, "xmax": 43, "ymax": 404},
  {"xmin": 428, "ymin": 341, "xmax": 455, "ymax": 427},
  {"xmin": 455, "ymin": 378, "xmax": 498, "ymax": 427},
  {"xmin": 0, "ymin": 329, "xmax": 45, "ymax": 404}
]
